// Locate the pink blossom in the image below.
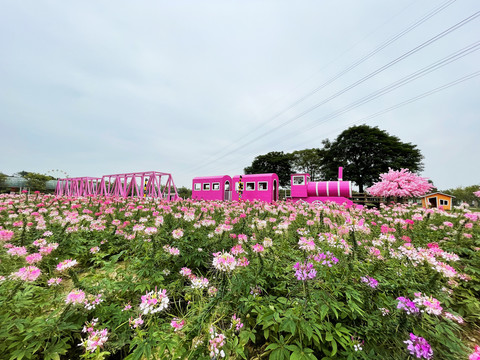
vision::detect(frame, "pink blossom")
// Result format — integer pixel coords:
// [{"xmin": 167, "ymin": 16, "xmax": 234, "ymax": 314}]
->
[
  {"xmin": 129, "ymin": 315, "xmax": 144, "ymax": 329},
  {"xmin": 367, "ymin": 169, "xmax": 433, "ymax": 198},
  {"xmin": 170, "ymin": 318, "xmax": 185, "ymax": 331},
  {"xmin": 139, "ymin": 288, "xmax": 169, "ymax": 315},
  {"xmin": 56, "ymin": 259, "xmax": 78, "ymax": 271},
  {"xmin": 11, "ymin": 266, "xmax": 41, "ymax": 281},
  {"xmin": 65, "ymin": 289, "xmax": 86, "ymax": 304},
  {"xmin": 25, "ymin": 252, "xmax": 43, "ymax": 264},
  {"xmin": 252, "ymin": 243, "xmax": 264, "ymax": 253},
  {"xmin": 172, "ymin": 228, "xmax": 184, "ymax": 239},
  {"xmin": 0, "ymin": 230, "xmax": 14, "ymax": 241},
  {"xmin": 469, "ymin": 345, "xmax": 480, "ymax": 360},
  {"xmin": 47, "ymin": 277, "xmax": 62, "ymax": 286},
  {"xmin": 212, "ymin": 251, "xmax": 237, "ymax": 272},
  {"xmin": 7, "ymin": 246, "xmax": 28, "ymax": 257}
]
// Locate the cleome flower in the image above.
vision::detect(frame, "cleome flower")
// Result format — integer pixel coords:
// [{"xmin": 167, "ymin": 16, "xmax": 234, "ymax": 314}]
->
[
  {"xmin": 139, "ymin": 288, "xmax": 169, "ymax": 315},
  {"xmin": 212, "ymin": 251, "xmax": 237, "ymax": 272}
]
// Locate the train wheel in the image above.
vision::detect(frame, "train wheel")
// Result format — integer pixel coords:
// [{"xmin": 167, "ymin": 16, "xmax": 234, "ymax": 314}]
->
[{"xmin": 312, "ymin": 200, "xmax": 324, "ymax": 206}]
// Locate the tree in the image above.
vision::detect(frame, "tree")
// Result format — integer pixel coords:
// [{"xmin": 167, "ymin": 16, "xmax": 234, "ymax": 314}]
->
[
  {"xmin": 443, "ymin": 185, "xmax": 480, "ymax": 206},
  {"xmin": 366, "ymin": 168, "xmax": 433, "ymax": 198},
  {"xmin": 177, "ymin": 186, "xmax": 192, "ymax": 199},
  {"xmin": 320, "ymin": 125, "xmax": 424, "ymax": 192},
  {"xmin": 0, "ymin": 172, "xmax": 7, "ymax": 187},
  {"xmin": 23, "ymin": 172, "xmax": 55, "ymax": 192},
  {"xmin": 290, "ymin": 148, "xmax": 323, "ymax": 181},
  {"xmin": 244, "ymin": 151, "xmax": 293, "ymax": 187}
]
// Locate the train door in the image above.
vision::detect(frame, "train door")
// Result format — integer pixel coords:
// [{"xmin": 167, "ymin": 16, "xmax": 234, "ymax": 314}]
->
[
  {"xmin": 273, "ymin": 179, "xmax": 278, "ymax": 201},
  {"xmin": 224, "ymin": 180, "xmax": 231, "ymax": 200}
]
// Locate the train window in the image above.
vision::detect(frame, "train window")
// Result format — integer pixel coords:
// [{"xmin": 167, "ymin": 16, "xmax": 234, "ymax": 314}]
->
[
  {"xmin": 212, "ymin": 182, "xmax": 220, "ymax": 190},
  {"xmin": 258, "ymin": 181, "xmax": 268, "ymax": 191},
  {"xmin": 293, "ymin": 176, "xmax": 305, "ymax": 185},
  {"xmin": 225, "ymin": 181, "xmax": 230, "ymax": 191},
  {"xmin": 203, "ymin": 183, "xmax": 210, "ymax": 191},
  {"xmin": 194, "ymin": 183, "xmax": 201, "ymax": 191},
  {"xmin": 246, "ymin": 182, "xmax": 255, "ymax": 191}
]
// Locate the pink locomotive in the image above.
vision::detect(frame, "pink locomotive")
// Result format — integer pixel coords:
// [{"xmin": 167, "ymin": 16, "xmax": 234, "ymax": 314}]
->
[{"xmin": 192, "ymin": 167, "xmax": 352, "ymax": 205}]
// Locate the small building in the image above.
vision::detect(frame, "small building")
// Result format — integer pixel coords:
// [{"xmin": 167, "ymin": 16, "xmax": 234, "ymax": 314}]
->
[{"xmin": 421, "ymin": 192, "xmax": 454, "ymax": 211}]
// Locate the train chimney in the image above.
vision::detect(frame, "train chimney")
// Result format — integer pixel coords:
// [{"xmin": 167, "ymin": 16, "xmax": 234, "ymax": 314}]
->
[{"xmin": 338, "ymin": 167, "xmax": 343, "ymax": 181}]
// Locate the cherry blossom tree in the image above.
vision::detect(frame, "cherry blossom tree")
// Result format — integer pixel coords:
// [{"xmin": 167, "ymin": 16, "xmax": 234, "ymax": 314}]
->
[
  {"xmin": 366, "ymin": 168, "xmax": 433, "ymax": 198},
  {"xmin": 474, "ymin": 190, "xmax": 480, "ymax": 198}
]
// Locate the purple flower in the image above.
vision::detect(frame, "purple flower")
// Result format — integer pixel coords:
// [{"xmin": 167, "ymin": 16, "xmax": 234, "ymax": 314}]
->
[
  {"xmin": 293, "ymin": 261, "xmax": 317, "ymax": 281},
  {"xmin": 404, "ymin": 333, "xmax": 433, "ymax": 359},
  {"xmin": 361, "ymin": 276, "xmax": 379, "ymax": 288},
  {"xmin": 397, "ymin": 297, "xmax": 420, "ymax": 315}
]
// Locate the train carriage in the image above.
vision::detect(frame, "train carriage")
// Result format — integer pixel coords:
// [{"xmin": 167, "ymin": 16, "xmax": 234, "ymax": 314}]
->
[
  {"xmin": 231, "ymin": 173, "xmax": 279, "ymax": 202},
  {"xmin": 192, "ymin": 175, "xmax": 233, "ymax": 201}
]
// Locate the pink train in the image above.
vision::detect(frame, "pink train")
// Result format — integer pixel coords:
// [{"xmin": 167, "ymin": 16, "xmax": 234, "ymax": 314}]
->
[{"xmin": 192, "ymin": 167, "xmax": 352, "ymax": 205}]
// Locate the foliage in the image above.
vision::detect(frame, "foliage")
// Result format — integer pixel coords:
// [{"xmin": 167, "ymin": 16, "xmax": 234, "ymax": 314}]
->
[
  {"xmin": 0, "ymin": 194, "xmax": 479, "ymax": 359},
  {"xmin": 244, "ymin": 151, "xmax": 293, "ymax": 187},
  {"xmin": 320, "ymin": 125, "xmax": 424, "ymax": 192},
  {"xmin": 290, "ymin": 149, "xmax": 323, "ymax": 181},
  {"xmin": 443, "ymin": 185, "xmax": 480, "ymax": 206},
  {"xmin": 0, "ymin": 172, "xmax": 7, "ymax": 187},
  {"xmin": 176, "ymin": 186, "xmax": 192, "ymax": 199},
  {"xmin": 22, "ymin": 172, "xmax": 56, "ymax": 192},
  {"xmin": 366, "ymin": 168, "xmax": 433, "ymax": 198}
]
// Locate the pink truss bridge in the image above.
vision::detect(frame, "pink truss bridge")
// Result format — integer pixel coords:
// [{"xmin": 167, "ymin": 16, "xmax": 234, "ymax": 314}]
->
[
  {"xmin": 97, "ymin": 171, "xmax": 179, "ymax": 200},
  {"xmin": 55, "ymin": 177, "xmax": 102, "ymax": 197},
  {"xmin": 56, "ymin": 171, "xmax": 179, "ymax": 200}
]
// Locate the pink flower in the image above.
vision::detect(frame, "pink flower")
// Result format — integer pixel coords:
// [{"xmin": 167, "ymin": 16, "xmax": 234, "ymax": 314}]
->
[
  {"xmin": 47, "ymin": 277, "xmax": 62, "ymax": 286},
  {"xmin": 170, "ymin": 318, "xmax": 185, "ymax": 331},
  {"xmin": 252, "ymin": 243, "xmax": 264, "ymax": 253},
  {"xmin": 212, "ymin": 251, "xmax": 237, "ymax": 272},
  {"xmin": 140, "ymin": 288, "xmax": 169, "ymax": 315},
  {"xmin": 172, "ymin": 228, "xmax": 184, "ymax": 239},
  {"xmin": 366, "ymin": 168, "xmax": 433, "ymax": 198},
  {"xmin": 469, "ymin": 345, "xmax": 480, "ymax": 360},
  {"xmin": 11, "ymin": 266, "xmax": 41, "ymax": 281},
  {"xmin": 7, "ymin": 246, "xmax": 28, "ymax": 257},
  {"xmin": 129, "ymin": 316, "xmax": 144, "ymax": 329},
  {"xmin": 65, "ymin": 289, "xmax": 86, "ymax": 304},
  {"xmin": 0, "ymin": 230, "xmax": 14, "ymax": 241},
  {"xmin": 237, "ymin": 257, "xmax": 250, "ymax": 267},
  {"xmin": 89, "ymin": 246, "xmax": 99, "ymax": 254},
  {"xmin": 25, "ymin": 252, "xmax": 43, "ymax": 264},
  {"xmin": 57, "ymin": 259, "xmax": 78, "ymax": 271}
]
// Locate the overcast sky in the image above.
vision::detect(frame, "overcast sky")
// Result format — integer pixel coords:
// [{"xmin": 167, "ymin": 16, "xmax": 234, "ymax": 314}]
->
[{"xmin": 1, "ymin": 0, "xmax": 479, "ymax": 191}]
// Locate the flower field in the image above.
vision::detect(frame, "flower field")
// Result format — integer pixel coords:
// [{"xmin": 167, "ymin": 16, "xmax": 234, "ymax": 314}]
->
[{"xmin": 1, "ymin": 193, "xmax": 479, "ymax": 359}]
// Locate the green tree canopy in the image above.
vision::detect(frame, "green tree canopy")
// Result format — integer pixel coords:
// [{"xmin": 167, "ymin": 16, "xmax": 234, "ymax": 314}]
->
[
  {"xmin": 320, "ymin": 125, "xmax": 424, "ymax": 192},
  {"xmin": 290, "ymin": 148, "xmax": 323, "ymax": 181},
  {"xmin": 443, "ymin": 185, "xmax": 480, "ymax": 206},
  {"xmin": 23, "ymin": 172, "xmax": 55, "ymax": 192},
  {"xmin": 0, "ymin": 172, "xmax": 7, "ymax": 189},
  {"xmin": 244, "ymin": 151, "xmax": 293, "ymax": 187}
]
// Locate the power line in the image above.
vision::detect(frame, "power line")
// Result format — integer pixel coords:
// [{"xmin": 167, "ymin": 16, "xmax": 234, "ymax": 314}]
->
[
  {"xmin": 203, "ymin": 70, "xmax": 480, "ymax": 176},
  {"xmin": 288, "ymin": 70, "xmax": 480, "ymax": 151},
  {"xmin": 189, "ymin": 6, "xmax": 478, "ymax": 174},
  {"xmin": 188, "ymin": 0, "xmax": 458, "ymax": 173},
  {"xmin": 272, "ymin": 40, "xmax": 480, "ymax": 146}
]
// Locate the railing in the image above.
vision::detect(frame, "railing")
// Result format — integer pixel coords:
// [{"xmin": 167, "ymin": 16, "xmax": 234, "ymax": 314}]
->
[{"xmin": 350, "ymin": 193, "xmax": 385, "ymax": 207}]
